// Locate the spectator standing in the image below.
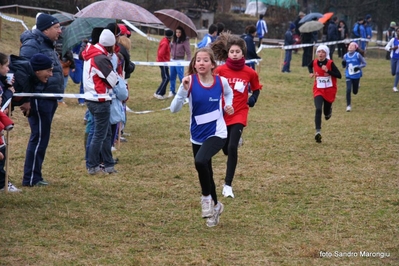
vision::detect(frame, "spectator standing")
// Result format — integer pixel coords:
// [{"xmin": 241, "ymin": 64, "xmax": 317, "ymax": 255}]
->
[
  {"xmin": 256, "ymin": 14, "xmax": 268, "ymax": 48},
  {"xmin": 327, "ymin": 16, "xmax": 339, "ymax": 59},
  {"xmin": 0, "ymin": 52, "xmax": 20, "ymax": 192},
  {"xmin": 168, "ymin": 26, "xmax": 191, "ymax": 98},
  {"xmin": 19, "ymin": 14, "xmax": 63, "ymax": 187},
  {"xmin": 58, "ymin": 49, "xmax": 75, "ymax": 106},
  {"xmin": 301, "ymin": 29, "xmax": 318, "ymax": 67},
  {"xmin": 70, "ymin": 42, "xmax": 85, "ymax": 105},
  {"xmin": 307, "ymin": 45, "xmax": 342, "ymax": 143},
  {"xmin": 364, "ymin": 14, "xmax": 372, "ymax": 49},
  {"xmin": 197, "ymin": 24, "xmax": 218, "ymax": 48},
  {"xmin": 170, "ymin": 48, "xmax": 234, "ymax": 227},
  {"xmin": 242, "ymin": 25, "xmax": 261, "ymax": 70},
  {"xmin": 337, "ymin": 20, "xmax": 349, "ymax": 58},
  {"xmin": 216, "ymin": 22, "xmax": 225, "ymax": 38},
  {"xmin": 293, "ymin": 11, "xmax": 305, "ymax": 53},
  {"xmin": 154, "ymin": 29, "xmax": 173, "ymax": 99},
  {"xmin": 385, "ymin": 22, "xmax": 397, "ymax": 60},
  {"xmin": 82, "ymin": 29, "xmax": 119, "ymax": 174},
  {"xmin": 282, "ymin": 23, "xmax": 297, "ymax": 73},
  {"xmin": 384, "ymin": 28, "xmax": 399, "ymax": 92}
]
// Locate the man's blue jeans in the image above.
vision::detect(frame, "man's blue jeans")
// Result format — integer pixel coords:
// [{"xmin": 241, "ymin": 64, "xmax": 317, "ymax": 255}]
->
[
  {"xmin": 282, "ymin": 50, "xmax": 292, "ymax": 72},
  {"xmin": 169, "ymin": 65, "xmax": 184, "ymax": 95},
  {"xmin": 86, "ymin": 101, "xmax": 114, "ymax": 169}
]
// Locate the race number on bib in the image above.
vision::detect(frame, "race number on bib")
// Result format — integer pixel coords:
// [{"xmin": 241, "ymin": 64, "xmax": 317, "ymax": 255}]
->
[
  {"xmin": 316, "ymin": 76, "xmax": 332, "ymax": 88},
  {"xmin": 348, "ymin": 65, "xmax": 360, "ymax": 75}
]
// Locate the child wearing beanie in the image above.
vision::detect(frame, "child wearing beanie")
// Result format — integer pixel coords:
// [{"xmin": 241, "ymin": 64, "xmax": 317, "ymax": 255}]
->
[{"xmin": 308, "ymin": 45, "xmax": 342, "ymax": 143}]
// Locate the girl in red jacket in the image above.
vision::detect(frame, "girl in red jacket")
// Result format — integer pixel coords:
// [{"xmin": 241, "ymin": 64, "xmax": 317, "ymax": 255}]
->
[
  {"xmin": 308, "ymin": 45, "xmax": 342, "ymax": 143},
  {"xmin": 212, "ymin": 33, "xmax": 262, "ymax": 198}
]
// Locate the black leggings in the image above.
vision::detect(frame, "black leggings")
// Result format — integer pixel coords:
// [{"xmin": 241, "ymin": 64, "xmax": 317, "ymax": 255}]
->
[
  {"xmin": 314, "ymin": 95, "xmax": 332, "ymax": 131},
  {"xmin": 222, "ymin": 123, "xmax": 244, "ymax": 186},
  {"xmin": 346, "ymin": 78, "xmax": 360, "ymax": 106},
  {"xmin": 192, "ymin": 136, "xmax": 226, "ymax": 205}
]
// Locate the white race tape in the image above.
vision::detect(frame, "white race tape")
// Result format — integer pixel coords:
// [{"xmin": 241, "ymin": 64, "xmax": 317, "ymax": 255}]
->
[
  {"xmin": 132, "ymin": 58, "xmax": 261, "ymax": 67},
  {"xmin": 0, "ymin": 12, "xmax": 29, "ymax": 30}
]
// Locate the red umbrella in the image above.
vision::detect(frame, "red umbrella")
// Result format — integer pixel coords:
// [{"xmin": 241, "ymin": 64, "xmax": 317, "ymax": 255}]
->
[
  {"xmin": 319, "ymin": 12, "xmax": 334, "ymax": 24},
  {"xmin": 154, "ymin": 9, "xmax": 197, "ymax": 38},
  {"xmin": 75, "ymin": 0, "xmax": 162, "ymax": 25}
]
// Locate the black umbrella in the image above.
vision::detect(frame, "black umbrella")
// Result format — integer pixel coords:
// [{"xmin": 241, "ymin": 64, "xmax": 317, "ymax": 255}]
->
[{"xmin": 299, "ymin": 12, "xmax": 323, "ymax": 24}]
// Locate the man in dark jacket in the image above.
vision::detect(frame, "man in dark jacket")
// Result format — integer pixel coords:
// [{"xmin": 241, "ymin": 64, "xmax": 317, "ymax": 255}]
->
[
  {"xmin": 282, "ymin": 23, "xmax": 296, "ymax": 73},
  {"xmin": 242, "ymin": 25, "xmax": 261, "ymax": 70},
  {"xmin": 327, "ymin": 16, "xmax": 339, "ymax": 59},
  {"xmin": 19, "ymin": 13, "xmax": 63, "ymax": 187}
]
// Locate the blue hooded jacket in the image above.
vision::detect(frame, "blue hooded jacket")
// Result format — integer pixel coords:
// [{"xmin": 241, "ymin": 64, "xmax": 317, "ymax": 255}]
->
[{"xmin": 19, "ymin": 29, "xmax": 63, "ymax": 94}]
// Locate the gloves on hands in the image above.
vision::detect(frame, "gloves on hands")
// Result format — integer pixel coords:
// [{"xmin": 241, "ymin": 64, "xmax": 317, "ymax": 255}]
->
[
  {"xmin": 248, "ymin": 95, "xmax": 257, "ymax": 107},
  {"xmin": 341, "ymin": 60, "xmax": 346, "ymax": 68}
]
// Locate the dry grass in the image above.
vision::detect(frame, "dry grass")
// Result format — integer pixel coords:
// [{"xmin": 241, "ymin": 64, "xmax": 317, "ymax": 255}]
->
[{"xmin": 1, "ymin": 14, "xmax": 399, "ymax": 265}]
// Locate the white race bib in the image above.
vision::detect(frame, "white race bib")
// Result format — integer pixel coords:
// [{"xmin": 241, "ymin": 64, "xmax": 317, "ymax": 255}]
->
[
  {"xmin": 233, "ymin": 81, "xmax": 245, "ymax": 93},
  {"xmin": 316, "ymin": 76, "xmax": 333, "ymax": 88},
  {"xmin": 194, "ymin": 109, "xmax": 220, "ymax": 125},
  {"xmin": 348, "ymin": 64, "xmax": 360, "ymax": 75}
]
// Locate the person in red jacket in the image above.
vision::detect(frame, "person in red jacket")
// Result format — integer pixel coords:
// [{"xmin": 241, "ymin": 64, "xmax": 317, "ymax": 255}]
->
[
  {"xmin": 308, "ymin": 45, "xmax": 342, "ymax": 143},
  {"xmin": 154, "ymin": 29, "xmax": 173, "ymax": 99},
  {"xmin": 212, "ymin": 34, "xmax": 262, "ymax": 198}
]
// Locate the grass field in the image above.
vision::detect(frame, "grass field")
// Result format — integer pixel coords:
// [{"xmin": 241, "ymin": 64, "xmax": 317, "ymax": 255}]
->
[{"xmin": 0, "ymin": 15, "xmax": 398, "ymax": 265}]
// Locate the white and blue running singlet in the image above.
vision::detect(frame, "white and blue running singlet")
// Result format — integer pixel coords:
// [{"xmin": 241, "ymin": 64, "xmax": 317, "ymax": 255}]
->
[{"xmin": 189, "ymin": 74, "xmax": 227, "ymax": 144}]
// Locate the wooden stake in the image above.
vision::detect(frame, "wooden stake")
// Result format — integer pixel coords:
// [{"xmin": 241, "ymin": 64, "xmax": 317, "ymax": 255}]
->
[
  {"xmin": 4, "ymin": 104, "xmax": 10, "ymax": 193},
  {"xmin": 4, "ymin": 130, "xmax": 10, "ymax": 193},
  {"xmin": 117, "ymin": 122, "xmax": 122, "ymax": 150}
]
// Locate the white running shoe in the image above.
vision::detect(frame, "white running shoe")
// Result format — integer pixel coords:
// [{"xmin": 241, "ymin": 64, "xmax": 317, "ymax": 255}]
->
[
  {"xmin": 222, "ymin": 185, "xmax": 235, "ymax": 198},
  {"xmin": 393, "ymin": 87, "xmax": 398, "ymax": 92},
  {"xmin": 346, "ymin": 105, "xmax": 351, "ymax": 112},
  {"xmin": 167, "ymin": 91, "xmax": 175, "ymax": 98},
  {"xmin": 153, "ymin": 93, "xmax": 165, "ymax": 100},
  {"xmin": 201, "ymin": 197, "xmax": 214, "ymax": 218},
  {"xmin": 206, "ymin": 202, "xmax": 224, "ymax": 227},
  {"xmin": 0, "ymin": 182, "xmax": 22, "ymax": 192}
]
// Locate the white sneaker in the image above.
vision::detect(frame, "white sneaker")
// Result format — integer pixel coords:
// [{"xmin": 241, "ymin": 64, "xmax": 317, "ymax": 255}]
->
[
  {"xmin": 153, "ymin": 93, "xmax": 165, "ymax": 100},
  {"xmin": 393, "ymin": 87, "xmax": 398, "ymax": 92},
  {"xmin": 222, "ymin": 185, "xmax": 235, "ymax": 198},
  {"xmin": 206, "ymin": 202, "xmax": 224, "ymax": 227},
  {"xmin": 167, "ymin": 91, "xmax": 175, "ymax": 98},
  {"xmin": 201, "ymin": 197, "xmax": 214, "ymax": 218},
  {"xmin": 111, "ymin": 146, "xmax": 117, "ymax": 152},
  {"xmin": 0, "ymin": 182, "xmax": 22, "ymax": 192},
  {"xmin": 346, "ymin": 105, "xmax": 351, "ymax": 112}
]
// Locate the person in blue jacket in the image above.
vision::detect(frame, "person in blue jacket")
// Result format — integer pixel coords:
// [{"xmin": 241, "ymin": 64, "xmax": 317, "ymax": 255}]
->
[
  {"xmin": 364, "ymin": 14, "xmax": 372, "ymax": 50},
  {"xmin": 19, "ymin": 13, "xmax": 63, "ymax": 187},
  {"xmin": 341, "ymin": 42, "xmax": 366, "ymax": 112},
  {"xmin": 384, "ymin": 28, "xmax": 399, "ymax": 93},
  {"xmin": 358, "ymin": 20, "xmax": 367, "ymax": 51}
]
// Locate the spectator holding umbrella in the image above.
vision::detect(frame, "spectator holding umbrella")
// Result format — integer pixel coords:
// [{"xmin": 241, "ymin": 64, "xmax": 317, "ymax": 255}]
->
[{"xmin": 168, "ymin": 26, "xmax": 191, "ymax": 98}]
